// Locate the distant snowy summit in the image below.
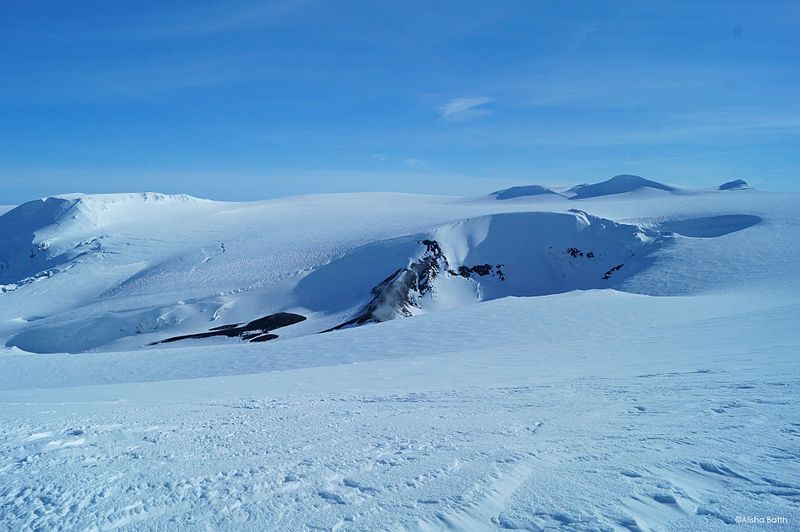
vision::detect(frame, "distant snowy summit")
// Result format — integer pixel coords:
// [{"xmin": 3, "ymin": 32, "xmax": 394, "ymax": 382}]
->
[
  {"xmin": 492, "ymin": 174, "xmax": 754, "ymax": 200},
  {"xmin": 719, "ymin": 179, "xmax": 751, "ymax": 191},
  {"xmin": 1, "ymin": 192, "xmax": 208, "ymax": 234},
  {"xmin": 567, "ymin": 174, "xmax": 676, "ymax": 199},
  {"xmin": 0, "ymin": 192, "xmax": 214, "ymax": 295},
  {"xmin": 491, "ymin": 185, "xmax": 564, "ymax": 200}
]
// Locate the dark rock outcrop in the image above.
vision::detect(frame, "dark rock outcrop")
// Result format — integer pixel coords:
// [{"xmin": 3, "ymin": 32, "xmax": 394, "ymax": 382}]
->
[
  {"xmin": 325, "ymin": 239, "xmax": 449, "ymax": 331},
  {"xmin": 566, "ymin": 247, "xmax": 595, "ymax": 259},
  {"xmin": 602, "ymin": 264, "xmax": 624, "ymax": 280},
  {"xmin": 448, "ymin": 263, "xmax": 506, "ymax": 282},
  {"xmin": 151, "ymin": 312, "xmax": 306, "ymax": 345},
  {"xmin": 326, "ymin": 239, "xmax": 517, "ymax": 332}
]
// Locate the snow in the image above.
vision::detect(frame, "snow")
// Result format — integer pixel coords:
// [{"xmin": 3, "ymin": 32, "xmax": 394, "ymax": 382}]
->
[
  {"xmin": 654, "ymin": 214, "xmax": 761, "ymax": 238},
  {"xmin": 491, "ymin": 185, "xmax": 564, "ymax": 200},
  {"xmin": 490, "ymin": 175, "xmax": 684, "ymax": 201},
  {"xmin": 719, "ymin": 179, "xmax": 752, "ymax": 191},
  {"xmin": 1, "ymin": 180, "xmax": 798, "ymax": 530},
  {"xmin": 567, "ymin": 174, "xmax": 678, "ymax": 199}
]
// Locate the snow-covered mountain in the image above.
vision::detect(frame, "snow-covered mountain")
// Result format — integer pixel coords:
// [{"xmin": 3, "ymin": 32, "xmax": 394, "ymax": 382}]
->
[
  {"xmin": 719, "ymin": 179, "xmax": 752, "ymax": 191},
  {"xmin": 566, "ymin": 174, "xmax": 679, "ymax": 199},
  {"xmin": 490, "ymin": 174, "xmax": 752, "ymax": 201},
  {"xmin": 1, "ymin": 178, "xmax": 797, "ymax": 530},
  {"xmin": 491, "ymin": 184, "xmax": 564, "ymax": 200},
  {"xmin": 0, "ymin": 180, "xmax": 763, "ymax": 354}
]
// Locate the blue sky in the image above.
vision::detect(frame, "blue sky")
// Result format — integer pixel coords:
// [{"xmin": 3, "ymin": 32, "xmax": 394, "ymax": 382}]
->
[{"xmin": 1, "ymin": 1, "xmax": 798, "ymax": 202}]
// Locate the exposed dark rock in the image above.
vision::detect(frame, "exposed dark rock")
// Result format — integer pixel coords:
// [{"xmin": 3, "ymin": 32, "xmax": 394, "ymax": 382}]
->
[
  {"xmin": 602, "ymin": 264, "xmax": 624, "ymax": 280},
  {"xmin": 244, "ymin": 313, "xmax": 306, "ymax": 331},
  {"xmin": 150, "ymin": 312, "xmax": 306, "ymax": 345},
  {"xmin": 421, "ymin": 239, "xmax": 443, "ymax": 255},
  {"xmin": 469, "ymin": 264, "xmax": 493, "ymax": 276},
  {"xmin": 449, "ymin": 263, "xmax": 506, "ymax": 281},
  {"xmin": 325, "ymin": 239, "xmax": 516, "ymax": 333},
  {"xmin": 325, "ymin": 239, "xmax": 450, "ymax": 331},
  {"xmin": 567, "ymin": 247, "xmax": 595, "ymax": 259}
]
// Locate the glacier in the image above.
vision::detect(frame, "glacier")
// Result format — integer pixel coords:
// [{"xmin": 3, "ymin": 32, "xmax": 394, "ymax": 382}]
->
[{"xmin": 0, "ymin": 177, "xmax": 798, "ymax": 530}]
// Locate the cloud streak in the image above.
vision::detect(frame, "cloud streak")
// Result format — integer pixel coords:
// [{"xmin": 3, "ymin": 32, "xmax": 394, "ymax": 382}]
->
[
  {"xmin": 114, "ymin": 0, "xmax": 314, "ymax": 40},
  {"xmin": 440, "ymin": 97, "xmax": 493, "ymax": 122},
  {"xmin": 403, "ymin": 158, "xmax": 432, "ymax": 170}
]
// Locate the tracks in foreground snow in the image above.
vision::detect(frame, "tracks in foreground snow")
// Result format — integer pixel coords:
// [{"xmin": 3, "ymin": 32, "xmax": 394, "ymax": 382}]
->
[{"xmin": 1, "ymin": 370, "xmax": 798, "ymax": 530}]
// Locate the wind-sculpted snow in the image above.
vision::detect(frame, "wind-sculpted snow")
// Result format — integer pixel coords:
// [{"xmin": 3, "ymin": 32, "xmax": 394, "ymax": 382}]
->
[{"xmin": 656, "ymin": 214, "xmax": 762, "ymax": 238}]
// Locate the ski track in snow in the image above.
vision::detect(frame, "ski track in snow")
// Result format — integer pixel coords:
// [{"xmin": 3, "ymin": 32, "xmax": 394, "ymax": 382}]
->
[
  {"xmin": 1, "ymin": 186, "xmax": 799, "ymax": 530},
  {"xmin": 1, "ymin": 372, "xmax": 798, "ymax": 531}
]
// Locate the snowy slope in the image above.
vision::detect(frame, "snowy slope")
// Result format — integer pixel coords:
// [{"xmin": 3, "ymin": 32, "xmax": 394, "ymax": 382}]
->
[
  {"xmin": 490, "ymin": 175, "xmax": 751, "ymax": 202},
  {"xmin": 0, "ymin": 182, "xmax": 767, "ymax": 354},
  {"xmin": 719, "ymin": 179, "xmax": 752, "ymax": 191},
  {"xmin": 566, "ymin": 174, "xmax": 679, "ymax": 199},
  {"xmin": 0, "ymin": 181, "xmax": 798, "ymax": 530},
  {"xmin": 491, "ymin": 185, "xmax": 564, "ymax": 200}
]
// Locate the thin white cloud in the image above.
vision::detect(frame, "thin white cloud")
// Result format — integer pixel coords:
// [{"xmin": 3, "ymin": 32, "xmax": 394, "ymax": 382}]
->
[
  {"xmin": 116, "ymin": 0, "xmax": 314, "ymax": 40},
  {"xmin": 440, "ymin": 97, "xmax": 493, "ymax": 122},
  {"xmin": 403, "ymin": 158, "xmax": 432, "ymax": 170}
]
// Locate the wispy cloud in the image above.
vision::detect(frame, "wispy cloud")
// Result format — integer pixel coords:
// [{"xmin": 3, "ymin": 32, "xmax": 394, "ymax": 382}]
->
[
  {"xmin": 439, "ymin": 97, "xmax": 493, "ymax": 122},
  {"xmin": 114, "ymin": 0, "xmax": 313, "ymax": 40},
  {"xmin": 3, "ymin": 0, "xmax": 314, "ymax": 42},
  {"xmin": 403, "ymin": 158, "xmax": 432, "ymax": 170}
]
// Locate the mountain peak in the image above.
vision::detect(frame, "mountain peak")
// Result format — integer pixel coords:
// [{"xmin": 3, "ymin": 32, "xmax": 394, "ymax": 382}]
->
[
  {"xmin": 491, "ymin": 185, "xmax": 563, "ymax": 200},
  {"xmin": 719, "ymin": 179, "xmax": 751, "ymax": 191},
  {"xmin": 568, "ymin": 175, "xmax": 676, "ymax": 199}
]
